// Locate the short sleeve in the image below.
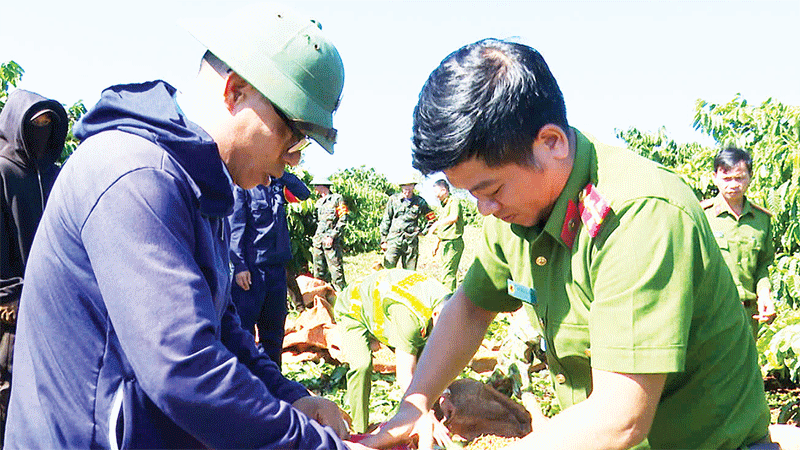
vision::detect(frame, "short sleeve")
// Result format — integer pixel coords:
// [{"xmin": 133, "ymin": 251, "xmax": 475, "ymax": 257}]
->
[
  {"xmin": 755, "ymin": 218, "xmax": 774, "ymax": 293},
  {"xmin": 462, "ymin": 219, "xmax": 522, "ymax": 313},
  {"xmin": 589, "ymin": 198, "xmax": 701, "ymax": 374}
]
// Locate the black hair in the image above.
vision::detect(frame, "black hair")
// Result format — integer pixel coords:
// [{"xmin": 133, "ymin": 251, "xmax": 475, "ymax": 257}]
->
[
  {"xmin": 433, "ymin": 179, "xmax": 450, "ymax": 192},
  {"xmin": 411, "ymin": 38, "xmax": 568, "ymax": 175},
  {"xmin": 714, "ymin": 147, "xmax": 752, "ymax": 175}
]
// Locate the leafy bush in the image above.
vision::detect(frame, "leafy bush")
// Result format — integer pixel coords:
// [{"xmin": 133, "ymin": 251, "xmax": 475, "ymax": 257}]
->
[
  {"xmin": 287, "ymin": 166, "xmax": 397, "ymax": 273},
  {"xmin": 618, "ymin": 95, "xmax": 800, "ymax": 310},
  {"xmin": 331, "ymin": 166, "xmax": 396, "ymax": 253},
  {"xmin": 1, "ymin": 60, "xmax": 24, "ymax": 110},
  {"xmin": 758, "ymin": 304, "xmax": 800, "ymax": 385}
]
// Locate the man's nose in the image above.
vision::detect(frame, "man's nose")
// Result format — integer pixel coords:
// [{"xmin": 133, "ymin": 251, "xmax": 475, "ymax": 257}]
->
[{"xmin": 284, "ymin": 150, "xmax": 302, "ymax": 167}]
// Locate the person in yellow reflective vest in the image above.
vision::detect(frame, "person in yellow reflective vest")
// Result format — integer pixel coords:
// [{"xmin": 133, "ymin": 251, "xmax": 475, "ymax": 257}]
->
[{"xmin": 333, "ymin": 268, "xmax": 450, "ymax": 439}]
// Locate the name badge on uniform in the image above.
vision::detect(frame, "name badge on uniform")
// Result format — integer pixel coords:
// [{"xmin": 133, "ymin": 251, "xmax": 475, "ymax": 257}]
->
[{"xmin": 507, "ymin": 279, "xmax": 536, "ymax": 305}]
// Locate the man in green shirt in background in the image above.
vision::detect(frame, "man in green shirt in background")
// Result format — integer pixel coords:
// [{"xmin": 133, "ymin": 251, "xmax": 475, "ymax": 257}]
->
[
  {"xmin": 363, "ymin": 38, "xmax": 772, "ymax": 450},
  {"xmin": 380, "ymin": 177, "xmax": 436, "ymax": 270},
  {"xmin": 429, "ymin": 179, "xmax": 465, "ymax": 290},
  {"xmin": 702, "ymin": 147, "xmax": 776, "ymax": 339}
]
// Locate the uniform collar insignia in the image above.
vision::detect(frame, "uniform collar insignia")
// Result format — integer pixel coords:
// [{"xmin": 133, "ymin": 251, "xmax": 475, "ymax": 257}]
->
[{"xmin": 560, "ymin": 199, "xmax": 580, "ymax": 249}]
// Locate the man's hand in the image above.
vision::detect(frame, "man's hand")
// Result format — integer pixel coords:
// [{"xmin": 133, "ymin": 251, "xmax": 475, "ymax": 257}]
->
[
  {"xmin": 323, "ymin": 236, "xmax": 334, "ymax": 248},
  {"xmin": 754, "ymin": 295, "xmax": 777, "ymax": 324},
  {"xmin": 415, "ymin": 410, "xmax": 452, "ymax": 450},
  {"xmin": 431, "ymin": 240, "xmax": 440, "ymax": 257},
  {"xmin": 292, "ymin": 396, "xmax": 350, "ymax": 440},
  {"xmin": 234, "ymin": 270, "xmax": 251, "ymax": 291},
  {"xmin": 357, "ymin": 398, "xmax": 423, "ymax": 449}
]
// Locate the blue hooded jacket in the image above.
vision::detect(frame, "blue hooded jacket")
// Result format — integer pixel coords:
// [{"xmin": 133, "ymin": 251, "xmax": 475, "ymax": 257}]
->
[
  {"xmin": 5, "ymin": 81, "xmax": 346, "ymax": 449},
  {"xmin": 229, "ymin": 172, "xmax": 311, "ymax": 274}
]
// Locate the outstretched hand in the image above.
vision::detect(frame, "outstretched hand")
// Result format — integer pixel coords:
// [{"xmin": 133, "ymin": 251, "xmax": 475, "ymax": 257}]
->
[
  {"xmin": 358, "ymin": 400, "xmax": 450, "ymax": 450},
  {"xmin": 293, "ymin": 396, "xmax": 350, "ymax": 440}
]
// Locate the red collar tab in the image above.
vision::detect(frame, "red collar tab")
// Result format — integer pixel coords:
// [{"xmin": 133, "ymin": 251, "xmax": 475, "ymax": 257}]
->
[
  {"xmin": 578, "ymin": 183, "xmax": 610, "ymax": 238},
  {"xmin": 561, "ymin": 199, "xmax": 580, "ymax": 248}
]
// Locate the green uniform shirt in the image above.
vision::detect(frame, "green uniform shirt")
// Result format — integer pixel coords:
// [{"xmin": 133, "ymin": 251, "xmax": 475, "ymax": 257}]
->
[
  {"xmin": 436, "ymin": 196, "xmax": 464, "ymax": 241},
  {"xmin": 462, "ymin": 130, "xmax": 770, "ymax": 449},
  {"xmin": 702, "ymin": 194, "xmax": 774, "ymax": 302},
  {"xmin": 334, "ymin": 269, "xmax": 450, "ymax": 353},
  {"xmin": 380, "ymin": 194, "xmax": 435, "ymax": 245},
  {"xmin": 313, "ymin": 192, "xmax": 347, "ymax": 245}
]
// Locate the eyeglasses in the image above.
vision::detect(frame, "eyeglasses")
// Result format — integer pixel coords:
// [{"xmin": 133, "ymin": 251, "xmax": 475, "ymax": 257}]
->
[
  {"xmin": 271, "ymin": 103, "xmax": 312, "ymax": 154},
  {"xmin": 270, "ymin": 102, "xmax": 337, "ymax": 153}
]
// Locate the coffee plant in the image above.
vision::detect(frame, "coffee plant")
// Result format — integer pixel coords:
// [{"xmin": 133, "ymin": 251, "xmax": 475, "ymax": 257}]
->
[{"xmin": 619, "ymin": 95, "xmax": 800, "ymax": 384}]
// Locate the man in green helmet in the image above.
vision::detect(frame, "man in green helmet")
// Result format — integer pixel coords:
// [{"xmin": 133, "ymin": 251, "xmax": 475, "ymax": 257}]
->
[
  {"xmin": 380, "ymin": 174, "xmax": 436, "ymax": 270},
  {"xmin": 312, "ymin": 176, "xmax": 348, "ymax": 290},
  {"xmin": 6, "ymin": 4, "xmax": 373, "ymax": 450}
]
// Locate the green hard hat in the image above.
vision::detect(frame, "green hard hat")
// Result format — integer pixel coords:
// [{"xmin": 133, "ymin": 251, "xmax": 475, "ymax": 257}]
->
[
  {"xmin": 181, "ymin": 3, "xmax": 345, "ymax": 154},
  {"xmin": 396, "ymin": 171, "xmax": 420, "ymax": 186}
]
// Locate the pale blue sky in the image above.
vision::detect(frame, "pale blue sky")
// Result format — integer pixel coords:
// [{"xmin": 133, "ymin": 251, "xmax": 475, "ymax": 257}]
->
[{"xmin": 3, "ymin": 1, "xmax": 798, "ymax": 185}]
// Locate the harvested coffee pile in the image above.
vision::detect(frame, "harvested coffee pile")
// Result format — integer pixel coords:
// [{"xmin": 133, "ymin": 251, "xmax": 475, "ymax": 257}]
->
[{"xmin": 464, "ymin": 435, "xmax": 520, "ymax": 450}]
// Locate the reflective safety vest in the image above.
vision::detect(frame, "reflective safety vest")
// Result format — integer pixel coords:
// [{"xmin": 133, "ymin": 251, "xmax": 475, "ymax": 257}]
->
[{"xmin": 335, "ymin": 269, "xmax": 451, "ymax": 342}]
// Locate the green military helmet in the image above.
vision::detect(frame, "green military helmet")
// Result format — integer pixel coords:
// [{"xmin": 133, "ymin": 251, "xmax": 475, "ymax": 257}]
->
[
  {"xmin": 181, "ymin": 2, "xmax": 345, "ymax": 154},
  {"xmin": 312, "ymin": 175, "xmax": 333, "ymax": 186},
  {"xmin": 396, "ymin": 170, "xmax": 420, "ymax": 186}
]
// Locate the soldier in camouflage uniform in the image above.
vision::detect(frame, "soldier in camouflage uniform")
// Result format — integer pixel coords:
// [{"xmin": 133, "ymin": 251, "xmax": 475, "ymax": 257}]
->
[
  {"xmin": 380, "ymin": 180, "xmax": 436, "ymax": 270},
  {"xmin": 311, "ymin": 177, "xmax": 347, "ymax": 290}
]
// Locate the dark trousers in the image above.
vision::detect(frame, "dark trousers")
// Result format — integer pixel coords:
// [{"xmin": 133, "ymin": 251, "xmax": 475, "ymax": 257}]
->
[{"xmin": 230, "ymin": 264, "xmax": 288, "ymax": 366}]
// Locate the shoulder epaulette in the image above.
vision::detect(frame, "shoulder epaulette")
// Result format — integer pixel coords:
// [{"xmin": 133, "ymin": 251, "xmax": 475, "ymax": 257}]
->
[
  {"xmin": 700, "ymin": 198, "xmax": 715, "ymax": 209},
  {"xmin": 578, "ymin": 183, "xmax": 610, "ymax": 238},
  {"xmin": 751, "ymin": 203, "xmax": 772, "ymax": 217}
]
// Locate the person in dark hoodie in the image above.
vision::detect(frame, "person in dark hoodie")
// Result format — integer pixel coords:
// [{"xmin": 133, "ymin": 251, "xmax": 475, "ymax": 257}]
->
[
  {"xmin": 0, "ymin": 89, "xmax": 67, "ymax": 447},
  {"xmin": 228, "ymin": 171, "xmax": 311, "ymax": 365},
  {"xmin": 5, "ymin": 4, "xmax": 374, "ymax": 450}
]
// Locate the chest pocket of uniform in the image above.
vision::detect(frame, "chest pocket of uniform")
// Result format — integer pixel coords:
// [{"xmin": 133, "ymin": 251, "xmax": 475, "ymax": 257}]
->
[
  {"xmin": 736, "ymin": 237, "xmax": 760, "ymax": 273},
  {"xmin": 547, "ymin": 323, "xmax": 592, "ymax": 408}
]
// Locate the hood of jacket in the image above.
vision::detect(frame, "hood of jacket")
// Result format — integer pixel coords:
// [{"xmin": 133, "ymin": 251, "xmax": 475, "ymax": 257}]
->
[
  {"xmin": 73, "ymin": 80, "xmax": 233, "ymax": 217},
  {"xmin": 0, "ymin": 89, "xmax": 68, "ymax": 170}
]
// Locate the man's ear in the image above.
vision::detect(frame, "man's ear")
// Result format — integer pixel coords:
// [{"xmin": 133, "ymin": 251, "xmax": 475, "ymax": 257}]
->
[
  {"xmin": 535, "ymin": 124, "xmax": 570, "ymax": 160},
  {"xmin": 223, "ymin": 72, "xmax": 250, "ymax": 113}
]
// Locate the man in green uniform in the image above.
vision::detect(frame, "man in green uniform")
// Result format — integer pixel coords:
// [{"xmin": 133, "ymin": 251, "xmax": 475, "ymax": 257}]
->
[
  {"xmin": 364, "ymin": 39, "xmax": 772, "ymax": 450},
  {"xmin": 429, "ymin": 179, "xmax": 465, "ymax": 290},
  {"xmin": 333, "ymin": 268, "xmax": 451, "ymax": 436},
  {"xmin": 380, "ymin": 176, "xmax": 436, "ymax": 270},
  {"xmin": 312, "ymin": 177, "xmax": 347, "ymax": 290},
  {"xmin": 702, "ymin": 147, "xmax": 776, "ymax": 339}
]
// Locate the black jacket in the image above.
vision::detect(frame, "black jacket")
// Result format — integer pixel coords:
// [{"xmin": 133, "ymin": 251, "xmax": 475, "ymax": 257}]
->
[{"xmin": 0, "ymin": 90, "xmax": 67, "ymax": 311}]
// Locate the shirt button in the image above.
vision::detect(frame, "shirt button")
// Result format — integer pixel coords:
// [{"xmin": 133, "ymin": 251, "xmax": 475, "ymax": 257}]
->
[
  {"xmin": 568, "ymin": 218, "xmax": 578, "ymax": 231},
  {"xmin": 536, "ymin": 256, "xmax": 547, "ymax": 266},
  {"xmin": 554, "ymin": 373, "xmax": 567, "ymax": 384}
]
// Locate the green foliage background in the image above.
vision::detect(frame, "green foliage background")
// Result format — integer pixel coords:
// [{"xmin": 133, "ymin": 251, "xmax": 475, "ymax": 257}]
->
[{"xmin": 618, "ymin": 95, "xmax": 800, "ymax": 383}]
